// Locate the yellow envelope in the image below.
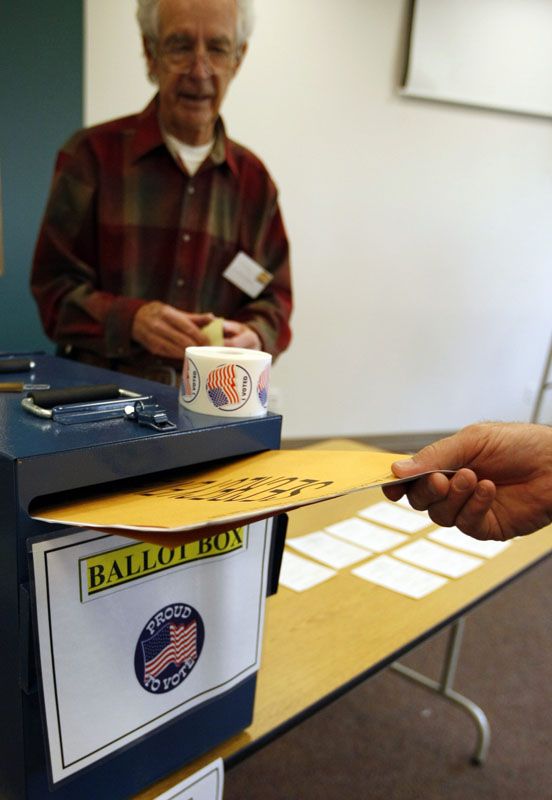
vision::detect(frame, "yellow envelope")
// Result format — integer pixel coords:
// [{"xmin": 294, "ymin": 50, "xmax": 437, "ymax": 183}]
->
[{"xmin": 32, "ymin": 449, "xmax": 410, "ymax": 537}]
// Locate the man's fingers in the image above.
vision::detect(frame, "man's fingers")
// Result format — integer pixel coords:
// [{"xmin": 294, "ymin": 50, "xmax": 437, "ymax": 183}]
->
[
  {"xmin": 454, "ymin": 480, "xmax": 499, "ymax": 540},
  {"xmin": 224, "ymin": 331, "xmax": 260, "ymax": 349},
  {"xmin": 161, "ymin": 306, "xmax": 209, "ymax": 344},
  {"xmin": 188, "ymin": 312, "xmax": 215, "ymax": 328},
  {"xmin": 391, "ymin": 430, "xmax": 477, "ymax": 478},
  {"xmin": 406, "ymin": 471, "xmax": 451, "ymax": 511},
  {"xmin": 386, "ymin": 469, "xmax": 502, "ymax": 540},
  {"xmin": 141, "ymin": 332, "xmax": 189, "ymax": 359},
  {"xmin": 384, "ymin": 470, "xmax": 451, "ymax": 506},
  {"xmin": 136, "ymin": 323, "xmax": 200, "ymax": 358},
  {"xmin": 382, "ymin": 484, "xmax": 406, "ymax": 502},
  {"xmin": 222, "ymin": 320, "xmax": 240, "ymax": 335},
  {"xmin": 391, "ymin": 458, "xmax": 421, "ymax": 478},
  {"xmin": 222, "ymin": 321, "xmax": 262, "ymax": 350},
  {"xmin": 132, "ymin": 303, "xmax": 211, "ymax": 354},
  {"xmin": 423, "ymin": 468, "xmax": 479, "ymax": 528}
]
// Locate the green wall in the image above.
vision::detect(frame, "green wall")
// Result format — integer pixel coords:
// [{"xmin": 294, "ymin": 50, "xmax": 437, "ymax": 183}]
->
[{"xmin": 0, "ymin": 1, "xmax": 83, "ymax": 353}]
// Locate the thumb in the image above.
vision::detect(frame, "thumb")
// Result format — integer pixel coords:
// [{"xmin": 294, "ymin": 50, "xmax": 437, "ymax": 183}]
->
[{"xmin": 391, "ymin": 434, "xmax": 465, "ymax": 478}]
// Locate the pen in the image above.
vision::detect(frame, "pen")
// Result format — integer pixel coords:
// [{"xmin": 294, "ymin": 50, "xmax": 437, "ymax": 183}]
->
[
  {"xmin": 0, "ymin": 383, "xmax": 50, "ymax": 392},
  {"xmin": 0, "ymin": 359, "xmax": 36, "ymax": 373}
]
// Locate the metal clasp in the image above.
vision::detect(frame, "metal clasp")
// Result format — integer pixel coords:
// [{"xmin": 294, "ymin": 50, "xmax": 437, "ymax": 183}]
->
[{"xmin": 124, "ymin": 400, "xmax": 177, "ymax": 432}]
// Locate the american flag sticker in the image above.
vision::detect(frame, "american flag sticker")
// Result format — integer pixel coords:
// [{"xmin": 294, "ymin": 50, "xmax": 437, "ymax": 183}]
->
[
  {"xmin": 143, "ymin": 622, "xmax": 197, "ymax": 679},
  {"xmin": 134, "ymin": 604, "xmax": 204, "ymax": 694},
  {"xmin": 206, "ymin": 363, "xmax": 251, "ymax": 411},
  {"xmin": 180, "ymin": 356, "xmax": 200, "ymax": 403},
  {"xmin": 256, "ymin": 365, "xmax": 270, "ymax": 408}
]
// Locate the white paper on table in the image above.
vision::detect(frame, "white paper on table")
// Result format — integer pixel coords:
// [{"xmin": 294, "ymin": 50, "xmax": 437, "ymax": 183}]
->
[
  {"xmin": 352, "ymin": 555, "xmax": 448, "ymax": 599},
  {"xmin": 151, "ymin": 758, "xmax": 224, "ymax": 800},
  {"xmin": 358, "ymin": 501, "xmax": 431, "ymax": 533},
  {"xmin": 394, "ymin": 538, "xmax": 483, "ymax": 578},
  {"xmin": 279, "ymin": 550, "xmax": 337, "ymax": 592},
  {"xmin": 428, "ymin": 527, "xmax": 512, "ymax": 558},
  {"xmin": 286, "ymin": 531, "xmax": 371, "ymax": 569},
  {"xmin": 325, "ymin": 517, "xmax": 408, "ymax": 552}
]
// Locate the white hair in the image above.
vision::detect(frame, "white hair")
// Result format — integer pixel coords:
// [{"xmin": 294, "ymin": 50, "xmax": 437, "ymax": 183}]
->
[{"xmin": 136, "ymin": 0, "xmax": 255, "ymax": 47}]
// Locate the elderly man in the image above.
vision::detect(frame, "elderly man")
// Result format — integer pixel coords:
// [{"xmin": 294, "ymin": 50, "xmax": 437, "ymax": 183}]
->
[{"xmin": 31, "ymin": 0, "xmax": 292, "ymax": 383}]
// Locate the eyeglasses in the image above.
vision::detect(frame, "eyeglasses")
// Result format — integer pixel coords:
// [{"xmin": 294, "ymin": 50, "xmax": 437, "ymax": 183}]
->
[{"xmin": 156, "ymin": 38, "xmax": 238, "ymax": 75}]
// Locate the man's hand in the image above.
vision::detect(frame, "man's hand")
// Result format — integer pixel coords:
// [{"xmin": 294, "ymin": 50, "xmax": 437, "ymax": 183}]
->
[
  {"xmin": 132, "ymin": 302, "xmax": 214, "ymax": 358},
  {"xmin": 382, "ymin": 422, "xmax": 552, "ymax": 541},
  {"xmin": 222, "ymin": 320, "xmax": 262, "ymax": 350}
]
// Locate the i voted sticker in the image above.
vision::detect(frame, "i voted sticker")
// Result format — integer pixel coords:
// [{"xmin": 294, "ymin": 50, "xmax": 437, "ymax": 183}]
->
[{"xmin": 206, "ymin": 363, "xmax": 252, "ymax": 411}]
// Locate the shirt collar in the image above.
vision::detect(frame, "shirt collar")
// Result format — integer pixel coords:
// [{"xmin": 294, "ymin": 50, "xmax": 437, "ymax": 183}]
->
[
  {"xmin": 130, "ymin": 96, "xmax": 165, "ymax": 162},
  {"xmin": 130, "ymin": 94, "xmax": 239, "ymax": 179},
  {"xmin": 209, "ymin": 118, "xmax": 239, "ymax": 179}
]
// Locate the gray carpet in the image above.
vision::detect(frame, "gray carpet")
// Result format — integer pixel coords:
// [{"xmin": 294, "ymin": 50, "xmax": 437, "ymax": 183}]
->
[{"xmin": 224, "ymin": 555, "xmax": 552, "ymax": 799}]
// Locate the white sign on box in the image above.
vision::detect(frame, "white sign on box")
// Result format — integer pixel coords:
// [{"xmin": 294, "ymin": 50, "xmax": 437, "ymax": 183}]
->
[
  {"xmin": 180, "ymin": 346, "xmax": 271, "ymax": 417},
  {"xmin": 31, "ymin": 522, "xmax": 271, "ymax": 784}
]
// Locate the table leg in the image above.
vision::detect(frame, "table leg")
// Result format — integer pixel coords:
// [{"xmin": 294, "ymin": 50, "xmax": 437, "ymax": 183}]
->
[{"xmin": 390, "ymin": 618, "xmax": 491, "ymax": 764}]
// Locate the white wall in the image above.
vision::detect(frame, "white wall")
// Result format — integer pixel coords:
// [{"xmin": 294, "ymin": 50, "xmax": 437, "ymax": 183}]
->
[{"xmin": 85, "ymin": 0, "xmax": 552, "ymax": 438}]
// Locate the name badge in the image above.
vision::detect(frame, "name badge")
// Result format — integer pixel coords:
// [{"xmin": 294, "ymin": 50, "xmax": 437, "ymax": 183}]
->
[{"xmin": 223, "ymin": 251, "xmax": 273, "ymax": 299}]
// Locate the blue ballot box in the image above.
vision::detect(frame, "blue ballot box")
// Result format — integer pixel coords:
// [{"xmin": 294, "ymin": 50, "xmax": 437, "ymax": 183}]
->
[{"xmin": 0, "ymin": 355, "xmax": 286, "ymax": 799}]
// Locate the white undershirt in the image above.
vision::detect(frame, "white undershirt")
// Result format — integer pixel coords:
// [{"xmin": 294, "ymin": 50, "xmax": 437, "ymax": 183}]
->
[{"xmin": 163, "ymin": 130, "xmax": 214, "ymax": 176}]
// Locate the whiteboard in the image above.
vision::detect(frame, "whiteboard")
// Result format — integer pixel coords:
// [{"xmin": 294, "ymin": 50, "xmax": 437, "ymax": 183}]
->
[{"xmin": 401, "ymin": 0, "xmax": 552, "ymax": 118}]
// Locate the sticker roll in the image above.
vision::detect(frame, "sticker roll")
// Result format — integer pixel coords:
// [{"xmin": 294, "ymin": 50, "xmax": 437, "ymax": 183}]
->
[{"xmin": 180, "ymin": 346, "xmax": 272, "ymax": 418}]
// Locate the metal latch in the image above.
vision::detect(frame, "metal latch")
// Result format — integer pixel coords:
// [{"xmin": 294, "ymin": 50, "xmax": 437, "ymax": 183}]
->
[{"xmin": 123, "ymin": 400, "xmax": 176, "ymax": 431}]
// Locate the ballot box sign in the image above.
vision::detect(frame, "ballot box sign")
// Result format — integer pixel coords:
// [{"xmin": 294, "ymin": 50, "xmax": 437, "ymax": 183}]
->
[
  {"xmin": 30, "ymin": 523, "xmax": 271, "ymax": 785},
  {"xmin": 80, "ymin": 531, "xmax": 245, "ymax": 600}
]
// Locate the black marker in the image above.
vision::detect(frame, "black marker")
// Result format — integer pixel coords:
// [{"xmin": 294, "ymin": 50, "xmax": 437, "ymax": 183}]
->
[{"xmin": 0, "ymin": 358, "xmax": 36, "ymax": 373}]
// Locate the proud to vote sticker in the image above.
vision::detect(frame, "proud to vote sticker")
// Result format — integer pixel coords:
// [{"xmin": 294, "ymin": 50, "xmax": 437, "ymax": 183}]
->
[{"xmin": 134, "ymin": 603, "xmax": 205, "ymax": 694}]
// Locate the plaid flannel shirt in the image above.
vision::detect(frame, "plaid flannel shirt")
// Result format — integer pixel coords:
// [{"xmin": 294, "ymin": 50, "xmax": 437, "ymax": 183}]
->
[{"xmin": 31, "ymin": 96, "xmax": 292, "ymax": 370}]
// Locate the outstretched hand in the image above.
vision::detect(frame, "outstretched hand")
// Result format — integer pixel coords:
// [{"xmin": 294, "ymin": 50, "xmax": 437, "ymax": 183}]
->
[{"xmin": 383, "ymin": 423, "xmax": 552, "ymax": 541}]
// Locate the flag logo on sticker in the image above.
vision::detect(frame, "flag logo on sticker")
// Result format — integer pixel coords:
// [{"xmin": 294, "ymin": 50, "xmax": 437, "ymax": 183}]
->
[
  {"xmin": 134, "ymin": 604, "xmax": 205, "ymax": 694},
  {"xmin": 206, "ymin": 363, "xmax": 251, "ymax": 410},
  {"xmin": 256, "ymin": 365, "xmax": 270, "ymax": 408},
  {"xmin": 180, "ymin": 356, "xmax": 200, "ymax": 403}
]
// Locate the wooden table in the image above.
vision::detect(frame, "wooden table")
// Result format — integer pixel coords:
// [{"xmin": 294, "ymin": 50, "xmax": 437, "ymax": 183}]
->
[{"xmin": 136, "ymin": 443, "xmax": 552, "ymax": 798}]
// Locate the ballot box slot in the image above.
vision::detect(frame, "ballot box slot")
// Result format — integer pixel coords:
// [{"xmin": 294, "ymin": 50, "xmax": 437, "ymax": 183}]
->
[
  {"xmin": 16, "ymin": 427, "xmax": 281, "ymax": 513},
  {"xmin": 26, "ymin": 451, "xmax": 250, "ymax": 522}
]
